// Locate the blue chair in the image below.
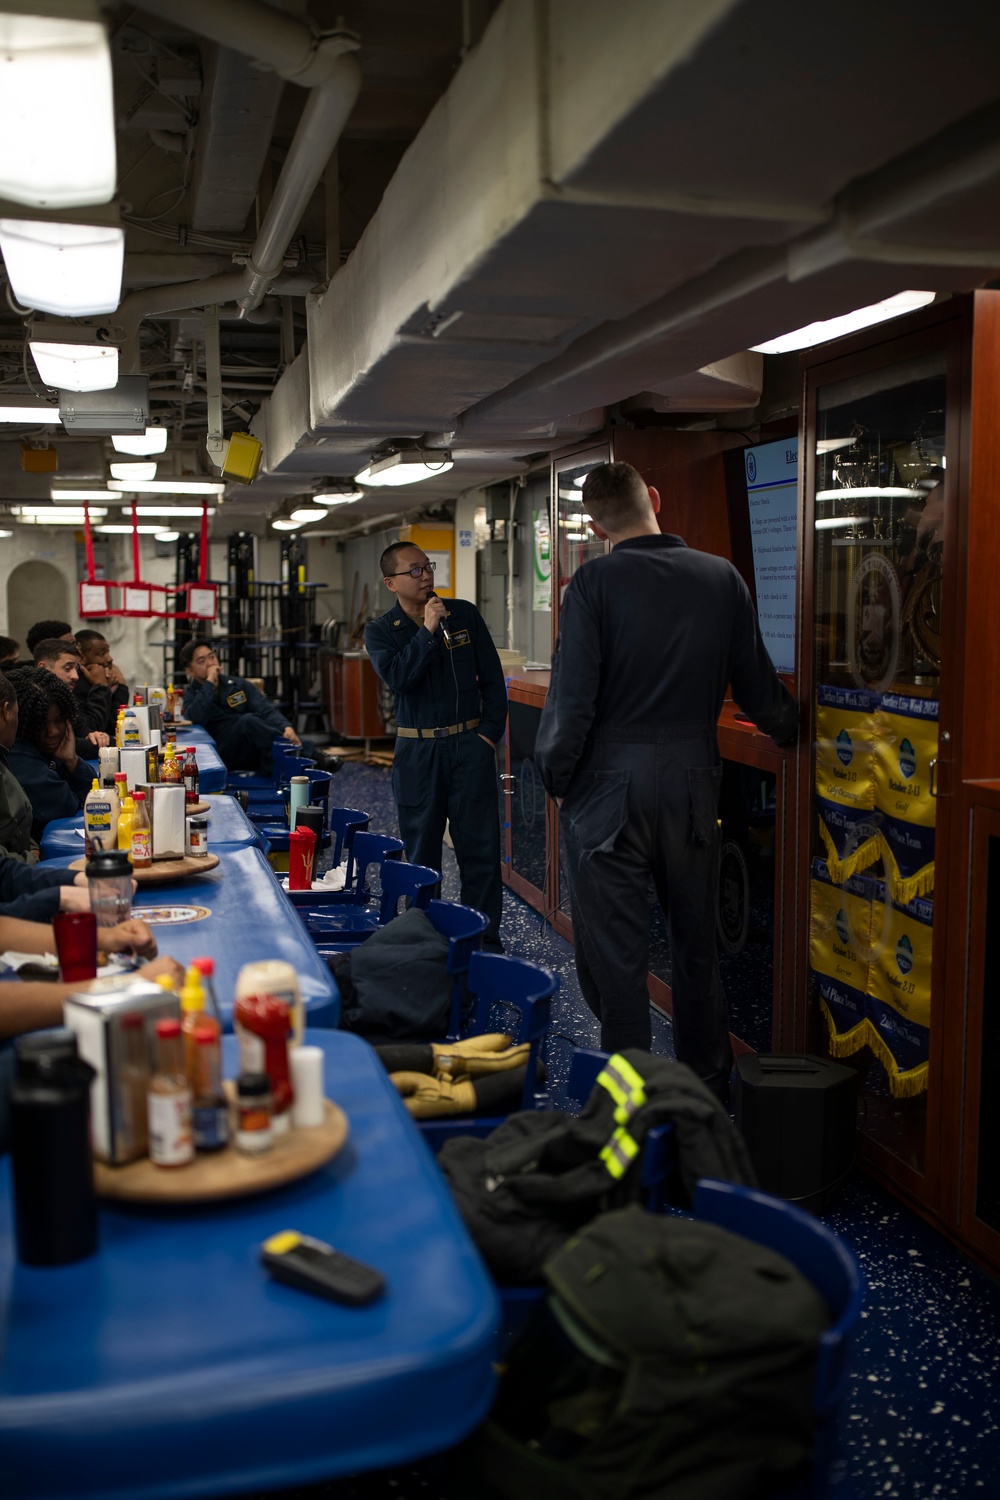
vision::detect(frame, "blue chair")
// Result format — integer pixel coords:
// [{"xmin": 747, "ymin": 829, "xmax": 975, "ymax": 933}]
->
[
  {"xmin": 424, "ymin": 899, "xmax": 490, "ymax": 1041},
  {"xmin": 329, "ymin": 807, "xmax": 370, "ymax": 868},
  {"xmin": 294, "ymin": 848, "xmax": 431, "ymax": 957},
  {"xmin": 226, "ymin": 737, "xmax": 292, "ymax": 794},
  {"xmin": 417, "ymin": 952, "xmax": 559, "ymax": 1154},
  {"xmin": 693, "ymin": 1178, "xmax": 864, "ymax": 1499}
]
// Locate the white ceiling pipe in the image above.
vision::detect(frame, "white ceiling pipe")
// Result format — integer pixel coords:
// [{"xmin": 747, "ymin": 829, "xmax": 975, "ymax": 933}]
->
[
  {"xmin": 117, "ymin": 272, "xmax": 315, "ymax": 372},
  {"xmin": 136, "ymin": 0, "xmax": 361, "ymax": 313}
]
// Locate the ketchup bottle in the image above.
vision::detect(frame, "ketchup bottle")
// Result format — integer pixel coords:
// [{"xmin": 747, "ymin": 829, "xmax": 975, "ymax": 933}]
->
[
  {"xmin": 183, "ymin": 746, "xmax": 199, "ymax": 805},
  {"xmin": 233, "ymin": 993, "xmax": 294, "ymax": 1132}
]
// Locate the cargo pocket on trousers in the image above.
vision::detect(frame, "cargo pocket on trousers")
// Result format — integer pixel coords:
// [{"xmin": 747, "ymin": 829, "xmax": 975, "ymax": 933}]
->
[
  {"xmin": 688, "ymin": 765, "xmax": 723, "ymax": 847},
  {"xmin": 564, "ymin": 771, "xmax": 630, "ymax": 857}
]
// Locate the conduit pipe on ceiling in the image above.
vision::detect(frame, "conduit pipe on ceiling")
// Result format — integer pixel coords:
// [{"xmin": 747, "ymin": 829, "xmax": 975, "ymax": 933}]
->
[
  {"xmin": 136, "ymin": 0, "xmax": 361, "ymax": 313},
  {"xmin": 118, "ymin": 273, "xmax": 315, "ymax": 371}
]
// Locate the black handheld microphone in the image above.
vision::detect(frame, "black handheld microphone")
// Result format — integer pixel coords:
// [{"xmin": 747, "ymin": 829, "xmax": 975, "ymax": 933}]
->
[{"xmin": 428, "ymin": 590, "xmax": 452, "ymax": 646}]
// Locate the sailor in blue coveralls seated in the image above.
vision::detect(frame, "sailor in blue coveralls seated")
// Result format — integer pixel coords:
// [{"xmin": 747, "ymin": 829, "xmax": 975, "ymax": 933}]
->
[
  {"xmin": 365, "ymin": 542, "xmax": 507, "ymax": 951},
  {"xmin": 181, "ymin": 637, "xmax": 302, "ymax": 774}
]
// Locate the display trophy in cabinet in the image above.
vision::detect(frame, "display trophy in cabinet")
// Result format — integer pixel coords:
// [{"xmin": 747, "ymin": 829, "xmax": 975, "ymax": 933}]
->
[{"xmin": 800, "ymin": 292, "xmax": 1000, "ymax": 1270}]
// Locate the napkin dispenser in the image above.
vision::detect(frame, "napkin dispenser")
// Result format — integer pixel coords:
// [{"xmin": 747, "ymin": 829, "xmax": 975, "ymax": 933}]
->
[
  {"xmin": 64, "ymin": 976, "xmax": 179, "ymax": 1163},
  {"xmin": 136, "ymin": 782, "xmax": 187, "ymax": 859}
]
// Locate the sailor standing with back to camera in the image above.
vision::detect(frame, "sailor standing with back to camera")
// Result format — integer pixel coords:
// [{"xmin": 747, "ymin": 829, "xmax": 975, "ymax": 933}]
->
[
  {"xmin": 365, "ymin": 542, "xmax": 508, "ymax": 952},
  {"xmin": 535, "ymin": 462, "xmax": 798, "ymax": 1104}
]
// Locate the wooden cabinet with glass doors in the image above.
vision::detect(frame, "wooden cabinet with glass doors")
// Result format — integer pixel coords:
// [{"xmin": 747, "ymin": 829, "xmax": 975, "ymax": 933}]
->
[{"xmin": 799, "ymin": 292, "xmax": 1000, "ymax": 1268}]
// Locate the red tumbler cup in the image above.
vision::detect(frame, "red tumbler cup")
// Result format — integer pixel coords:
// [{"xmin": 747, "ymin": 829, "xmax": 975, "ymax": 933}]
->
[
  {"xmin": 288, "ymin": 825, "xmax": 317, "ymax": 891},
  {"xmin": 52, "ymin": 911, "xmax": 98, "ymax": 983}
]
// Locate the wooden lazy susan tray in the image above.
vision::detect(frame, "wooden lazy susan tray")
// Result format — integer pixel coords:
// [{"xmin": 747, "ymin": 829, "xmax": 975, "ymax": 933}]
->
[
  {"xmin": 70, "ymin": 853, "xmax": 220, "ymax": 883},
  {"xmin": 94, "ymin": 1097, "xmax": 349, "ymax": 1203}
]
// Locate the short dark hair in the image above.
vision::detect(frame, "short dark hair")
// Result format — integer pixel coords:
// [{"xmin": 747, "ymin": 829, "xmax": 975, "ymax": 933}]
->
[
  {"xmin": 33, "ymin": 638, "xmax": 81, "ymax": 666},
  {"xmin": 0, "ymin": 635, "xmax": 18, "ymax": 661},
  {"xmin": 379, "ymin": 541, "xmax": 421, "ymax": 579},
  {"xmin": 9, "ymin": 665, "xmax": 80, "ymax": 746},
  {"xmin": 180, "ymin": 636, "xmax": 215, "ymax": 668},
  {"xmin": 580, "ymin": 462, "xmax": 652, "ymax": 532},
  {"xmin": 26, "ymin": 620, "xmax": 73, "ymax": 654},
  {"xmin": 0, "ymin": 672, "xmax": 15, "ymax": 708},
  {"xmin": 75, "ymin": 629, "xmax": 107, "ymax": 650}
]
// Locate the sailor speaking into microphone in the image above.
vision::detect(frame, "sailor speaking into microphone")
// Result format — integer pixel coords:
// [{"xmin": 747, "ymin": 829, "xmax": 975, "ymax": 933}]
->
[{"xmin": 365, "ymin": 543, "xmax": 508, "ymax": 951}]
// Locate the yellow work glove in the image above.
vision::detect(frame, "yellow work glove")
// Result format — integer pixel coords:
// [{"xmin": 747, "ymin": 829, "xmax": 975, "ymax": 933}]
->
[
  {"xmin": 431, "ymin": 1034, "xmax": 529, "ymax": 1079},
  {"xmin": 391, "ymin": 1071, "xmax": 477, "ymax": 1119}
]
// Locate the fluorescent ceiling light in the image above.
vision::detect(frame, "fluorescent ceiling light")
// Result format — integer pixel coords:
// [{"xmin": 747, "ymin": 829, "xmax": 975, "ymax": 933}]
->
[
  {"xmin": 109, "ymin": 460, "xmax": 157, "ymax": 482},
  {"xmin": 0, "ymin": 13, "xmax": 116, "ymax": 209},
  {"xmin": 751, "ymin": 291, "xmax": 936, "ymax": 355},
  {"xmin": 112, "ymin": 426, "xmax": 168, "ymax": 456},
  {"xmin": 15, "ymin": 505, "xmax": 107, "ymax": 517},
  {"xmin": 96, "ymin": 524, "xmax": 163, "ymax": 534},
  {"xmin": 155, "ymin": 531, "xmax": 179, "ymax": 542},
  {"xmin": 30, "ymin": 339, "xmax": 118, "ymax": 392},
  {"xmin": 313, "ymin": 488, "xmax": 363, "ymax": 504},
  {"xmin": 50, "ymin": 488, "xmax": 117, "ymax": 501},
  {"xmin": 108, "ymin": 478, "xmax": 224, "ymax": 495},
  {"xmin": 0, "ymin": 529, "xmax": 12, "ymax": 538},
  {"xmin": 0, "ymin": 399, "xmax": 60, "ymax": 424},
  {"xmin": 291, "ymin": 507, "xmax": 330, "ymax": 523},
  {"xmin": 0, "ymin": 219, "xmax": 123, "ymax": 315},
  {"xmin": 115, "ymin": 506, "xmax": 216, "ymax": 518},
  {"xmin": 816, "ymin": 438, "xmax": 859, "ymax": 454},
  {"xmin": 272, "ymin": 518, "xmax": 304, "ymax": 530},
  {"xmin": 355, "ymin": 451, "xmax": 453, "ymax": 488}
]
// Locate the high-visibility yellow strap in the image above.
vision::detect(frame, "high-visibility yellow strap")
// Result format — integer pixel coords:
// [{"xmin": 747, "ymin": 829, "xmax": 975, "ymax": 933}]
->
[
  {"xmin": 599, "ymin": 1126, "xmax": 640, "ymax": 1180},
  {"xmin": 597, "ymin": 1054, "xmax": 648, "ymax": 1125}
]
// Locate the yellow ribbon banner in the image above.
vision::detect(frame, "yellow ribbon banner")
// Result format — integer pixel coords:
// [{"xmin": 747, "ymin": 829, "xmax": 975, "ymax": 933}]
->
[
  {"xmin": 810, "ymin": 858, "xmax": 931, "ymax": 1098},
  {"xmin": 866, "ymin": 884, "xmax": 932, "ymax": 1098},
  {"xmin": 874, "ymin": 692, "xmax": 939, "ymax": 903},
  {"xmin": 814, "ymin": 685, "xmax": 881, "ymax": 882}
]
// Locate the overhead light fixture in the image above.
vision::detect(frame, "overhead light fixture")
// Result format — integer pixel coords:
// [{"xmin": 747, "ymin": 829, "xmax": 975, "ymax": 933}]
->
[
  {"xmin": 112, "ymin": 426, "xmax": 168, "ymax": 456},
  {"xmin": 0, "ymin": 10, "xmax": 116, "ymax": 209},
  {"xmin": 290, "ymin": 506, "xmax": 331, "ymax": 524},
  {"xmin": 0, "ymin": 219, "xmax": 123, "ymax": 315},
  {"xmin": 50, "ymin": 488, "xmax": 117, "ymax": 501},
  {"xmin": 155, "ymin": 531, "xmax": 179, "ymax": 543},
  {"xmin": 354, "ymin": 450, "xmax": 453, "ymax": 488},
  {"xmin": 0, "ymin": 529, "xmax": 12, "ymax": 539},
  {"xmin": 29, "ymin": 321, "xmax": 119, "ymax": 392},
  {"xmin": 16, "ymin": 504, "xmax": 107, "ymax": 516},
  {"xmin": 114, "ymin": 506, "xmax": 216, "ymax": 518},
  {"xmin": 751, "ymin": 291, "xmax": 936, "ymax": 355},
  {"xmin": 109, "ymin": 461, "xmax": 157, "ymax": 482},
  {"xmin": 12, "ymin": 506, "xmax": 106, "ymax": 524},
  {"xmin": 108, "ymin": 478, "xmax": 225, "ymax": 495},
  {"xmin": 272, "ymin": 517, "xmax": 304, "ymax": 531},
  {"xmin": 96, "ymin": 524, "xmax": 164, "ymax": 534},
  {"xmin": 0, "ymin": 398, "xmax": 61, "ymax": 424},
  {"xmin": 59, "ymin": 374, "xmax": 148, "ymax": 435},
  {"xmin": 313, "ymin": 487, "xmax": 363, "ymax": 505}
]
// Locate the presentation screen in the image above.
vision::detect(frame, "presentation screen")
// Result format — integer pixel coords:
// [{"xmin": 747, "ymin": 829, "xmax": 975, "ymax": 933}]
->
[{"xmin": 725, "ymin": 437, "xmax": 798, "ymax": 675}]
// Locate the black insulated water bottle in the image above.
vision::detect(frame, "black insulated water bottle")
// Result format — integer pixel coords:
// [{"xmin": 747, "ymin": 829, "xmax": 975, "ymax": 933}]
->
[{"xmin": 10, "ymin": 1031, "xmax": 98, "ymax": 1266}]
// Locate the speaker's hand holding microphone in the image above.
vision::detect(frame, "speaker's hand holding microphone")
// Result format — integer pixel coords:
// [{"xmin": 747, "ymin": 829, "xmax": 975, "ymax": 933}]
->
[{"xmin": 425, "ymin": 591, "xmax": 452, "ymax": 645}]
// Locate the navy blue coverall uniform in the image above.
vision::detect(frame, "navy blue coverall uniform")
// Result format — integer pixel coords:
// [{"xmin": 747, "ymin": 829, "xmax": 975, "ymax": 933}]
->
[
  {"xmin": 535, "ymin": 533, "xmax": 797, "ymax": 1099},
  {"xmin": 183, "ymin": 673, "xmax": 291, "ymax": 774},
  {"xmin": 365, "ymin": 598, "xmax": 508, "ymax": 949}
]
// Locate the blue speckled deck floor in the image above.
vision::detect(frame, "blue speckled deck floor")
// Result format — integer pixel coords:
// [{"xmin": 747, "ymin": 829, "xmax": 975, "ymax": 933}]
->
[{"xmin": 255, "ymin": 762, "xmax": 1000, "ymax": 1500}]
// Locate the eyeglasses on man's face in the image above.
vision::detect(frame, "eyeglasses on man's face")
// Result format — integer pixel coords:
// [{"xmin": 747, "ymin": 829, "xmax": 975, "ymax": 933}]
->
[{"xmin": 389, "ymin": 561, "xmax": 436, "ymax": 579}]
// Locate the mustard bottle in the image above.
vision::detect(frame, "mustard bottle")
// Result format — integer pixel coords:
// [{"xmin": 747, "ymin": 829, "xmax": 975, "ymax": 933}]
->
[{"xmin": 117, "ymin": 794, "xmax": 135, "ymax": 852}]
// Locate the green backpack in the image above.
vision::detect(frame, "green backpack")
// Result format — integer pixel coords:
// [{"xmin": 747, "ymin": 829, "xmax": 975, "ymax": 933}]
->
[{"xmin": 464, "ymin": 1205, "xmax": 829, "ymax": 1500}]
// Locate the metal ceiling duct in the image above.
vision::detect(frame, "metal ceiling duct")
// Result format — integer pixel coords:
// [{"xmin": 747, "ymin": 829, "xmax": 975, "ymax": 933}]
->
[{"xmin": 251, "ymin": 0, "xmax": 1000, "ymax": 498}]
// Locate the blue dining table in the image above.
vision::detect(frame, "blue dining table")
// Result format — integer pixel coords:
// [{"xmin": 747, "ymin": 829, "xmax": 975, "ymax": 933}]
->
[
  {"xmin": 38, "ymin": 844, "xmax": 339, "ymax": 1030},
  {"xmin": 0, "ymin": 1029, "xmax": 499, "ymax": 1500},
  {"xmin": 39, "ymin": 794, "xmax": 268, "ymax": 861}
]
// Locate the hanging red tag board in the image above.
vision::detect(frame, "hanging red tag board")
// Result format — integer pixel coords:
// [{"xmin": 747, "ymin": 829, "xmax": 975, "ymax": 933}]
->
[{"xmin": 78, "ymin": 501, "xmax": 218, "ymax": 620}]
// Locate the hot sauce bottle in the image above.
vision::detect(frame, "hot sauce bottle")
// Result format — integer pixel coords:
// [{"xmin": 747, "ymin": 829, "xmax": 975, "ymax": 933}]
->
[
  {"xmin": 183, "ymin": 746, "xmax": 199, "ymax": 805},
  {"xmin": 148, "ymin": 1019, "xmax": 193, "ymax": 1168}
]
